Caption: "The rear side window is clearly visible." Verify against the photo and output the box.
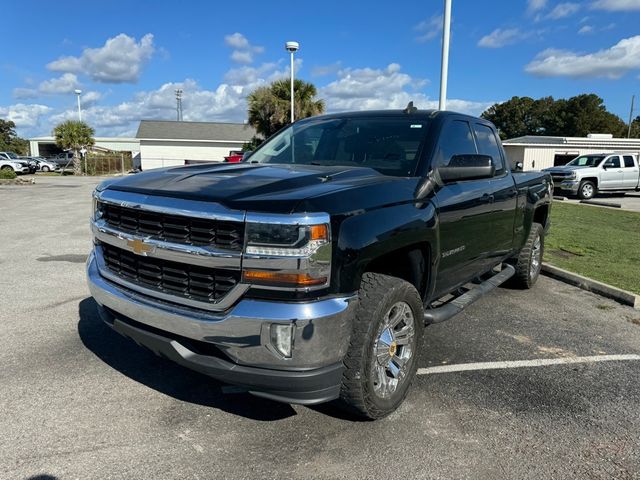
[473,124,504,173]
[623,155,635,168]
[434,120,477,167]
[604,156,621,168]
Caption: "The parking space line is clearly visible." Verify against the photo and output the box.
[417,354,640,375]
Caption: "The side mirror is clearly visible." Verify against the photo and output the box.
[438,154,495,183]
[514,161,524,171]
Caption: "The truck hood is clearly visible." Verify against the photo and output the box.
[543,165,594,173]
[105,163,411,213]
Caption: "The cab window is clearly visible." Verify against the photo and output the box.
[473,123,504,174]
[434,120,477,168]
[603,156,621,168]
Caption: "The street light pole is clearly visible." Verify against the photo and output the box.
[74,89,83,121]
[438,0,452,111]
[285,41,299,123]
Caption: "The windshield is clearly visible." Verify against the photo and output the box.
[567,155,605,167]
[5,152,18,159]
[247,116,430,177]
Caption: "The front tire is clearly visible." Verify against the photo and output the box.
[338,273,424,419]
[578,180,596,200]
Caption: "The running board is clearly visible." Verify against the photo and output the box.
[424,264,515,324]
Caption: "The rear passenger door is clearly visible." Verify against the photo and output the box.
[600,156,624,189]
[433,119,498,296]
[622,155,640,189]
[472,122,518,257]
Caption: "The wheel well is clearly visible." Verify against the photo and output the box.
[364,244,430,298]
[580,177,598,188]
[533,204,549,229]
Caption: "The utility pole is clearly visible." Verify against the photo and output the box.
[285,41,299,123]
[175,89,183,121]
[627,94,635,138]
[438,0,452,111]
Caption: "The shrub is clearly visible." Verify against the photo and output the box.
[0,168,17,180]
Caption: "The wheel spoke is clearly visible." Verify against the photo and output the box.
[387,359,401,378]
[378,328,394,347]
[394,326,414,345]
[389,303,407,328]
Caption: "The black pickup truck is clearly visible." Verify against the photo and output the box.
[87,109,552,419]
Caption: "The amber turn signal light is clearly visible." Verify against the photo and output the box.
[242,270,327,287]
[309,224,329,241]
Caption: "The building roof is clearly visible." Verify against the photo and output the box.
[30,136,138,142]
[136,120,256,142]
[503,135,640,148]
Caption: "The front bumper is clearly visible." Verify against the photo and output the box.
[554,179,579,193]
[87,250,357,404]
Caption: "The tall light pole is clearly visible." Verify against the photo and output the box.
[627,94,635,138]
[175,88,183,121]
[285,41,299,123]
[438,0,452,111]
[74,89,82,121]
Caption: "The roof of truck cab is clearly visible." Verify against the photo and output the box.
[298,109,481,121]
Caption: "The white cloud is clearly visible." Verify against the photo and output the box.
[546,2,581,19]
[47,33,155,83]
[478,28,524,48]
[525,35,640,78]
[224,32,264,64]
[578,25,594,34]
[38,73,81,94]
[0,103,52,129]
[320,63,491,116]
[82,91,102,107]
[591,0,640,10]
[527,0,547,14]
[414,15,443,43]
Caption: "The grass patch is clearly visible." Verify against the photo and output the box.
[546,203,640,294]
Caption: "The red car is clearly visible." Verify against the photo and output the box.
[224,150,244,163]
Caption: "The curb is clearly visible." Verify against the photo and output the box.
[541,263,639,309]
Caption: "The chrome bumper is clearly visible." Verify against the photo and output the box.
[87,250,357,370]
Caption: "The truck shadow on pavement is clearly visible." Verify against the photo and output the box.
[77,297,299,421]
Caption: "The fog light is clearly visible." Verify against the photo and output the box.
[270,323,294,358]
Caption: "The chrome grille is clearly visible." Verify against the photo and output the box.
[101,243,240,303]
[99,202,244,250]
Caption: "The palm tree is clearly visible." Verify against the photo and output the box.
[247,79,325,139]
[53,120,95,175]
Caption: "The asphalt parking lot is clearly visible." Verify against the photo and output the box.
[2,176,640,479]
[559,191,640,212]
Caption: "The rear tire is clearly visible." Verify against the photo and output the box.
[42,166,50,172]
[507,222,544,289]
[578,180,596,200]
[338,273,424,420]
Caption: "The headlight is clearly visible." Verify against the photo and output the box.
[242,218,331,289]
[92,193,102,221]
[567,171,577,179]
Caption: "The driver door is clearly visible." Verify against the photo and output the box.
[600,156,624,189]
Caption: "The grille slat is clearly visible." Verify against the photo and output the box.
[99,202,244,250]
[101,244,239,303]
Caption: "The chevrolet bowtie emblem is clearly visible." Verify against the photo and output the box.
[127,238,154,255]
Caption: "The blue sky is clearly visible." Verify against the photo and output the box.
[3,0,640,138]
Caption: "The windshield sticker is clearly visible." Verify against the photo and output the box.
[410,124,423,128]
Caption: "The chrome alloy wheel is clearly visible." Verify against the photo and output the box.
[581,182,594,198]
[371,301,416,399]
[530,235,541,278]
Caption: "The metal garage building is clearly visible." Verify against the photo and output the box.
[136,120,256,170]
[29,136,140,157]
[503,134,640,171]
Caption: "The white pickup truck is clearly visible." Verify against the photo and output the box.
[544,153,640,200]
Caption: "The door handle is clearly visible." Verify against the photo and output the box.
[480,193,494,204]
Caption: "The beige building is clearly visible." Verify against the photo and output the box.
[136,120,256,170]
[503,134,640,171]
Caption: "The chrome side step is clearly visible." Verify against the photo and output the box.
[424,264,515,324]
